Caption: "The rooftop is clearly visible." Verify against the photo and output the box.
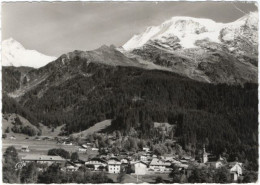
[21,154,66,161]
[150,158,171,166]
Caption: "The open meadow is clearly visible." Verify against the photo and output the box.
[2,136,98,161]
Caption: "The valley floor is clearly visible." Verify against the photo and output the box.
[2,136,98,161]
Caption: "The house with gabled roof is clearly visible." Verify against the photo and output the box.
[206,155,225,169]
[107,157,121,173]
[85,157,107,171]
[149,158,171,172]
[227,162,243,181]
[21,145,30,152]
[135,161,148,175]
[21,154,66,166]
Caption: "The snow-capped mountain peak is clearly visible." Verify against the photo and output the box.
[123,12,258,50]
[2,38,56,68]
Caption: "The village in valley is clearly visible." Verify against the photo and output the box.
[2,2,258,184]
[2,115,245,183]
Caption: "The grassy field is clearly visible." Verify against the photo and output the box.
[136,173,171,183]
[2,137,98,160]
[71,119,111,138]
[2,114,100,160]
[39,123,64,137]
[106,173,171,183]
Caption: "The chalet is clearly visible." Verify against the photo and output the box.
[10,136,16,140]
[82,144,89,149]
[161,156,175,162]
[86,143,94,147]
[175,163,189,169]
[73,160,85,167]
[99,154,108,160]
[21,154,66,166]
[135,161,148,175]
[66,165,78,172]
[206,156,225,169]
[149,158,171,172]
[120,158,129,164]
[21,146,30,152]
[107,158,121,173]
[181,156,192,161]
[140,155,148,162]
[120,158,130,172]
[180,159,189,164]
[62,141,73,145]
[64,161,79,171]
[228,162,243,181]
[78,147,87,152]
[143,147,150,152]
[85,157,107,171]
[119,151,128,158]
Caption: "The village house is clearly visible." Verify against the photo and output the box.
[85,157,107,171]
[135,161,148,175]
[9,136,16,140]
[120,158,130,172]
[107,158,121,173]
[120,158,129,164]
[175,162,189,169]
[82,144,89,149]
[161,155,175,162]
[65,162,79,172]
[86,143,94,147]
[21,146,30,152]
[200,147,226,169]
[143,147,150,152]
[78,147,87,153]
[206,156,225,169]
[140,155,148,162]
[66,165,78,172]
[228,162,243,181]
[73,160,85,167]
[149,158,171,173]
[21,154,66,166]
[62,141,73,145]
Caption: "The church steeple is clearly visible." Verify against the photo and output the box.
[202,144,208,163]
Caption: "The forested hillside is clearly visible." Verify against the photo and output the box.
[2,57,258,170]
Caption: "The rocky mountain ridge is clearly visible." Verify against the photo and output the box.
[121,12,258,84]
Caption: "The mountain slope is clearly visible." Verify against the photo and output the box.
[122,12,258,84]
[2,44,258,170]
[2,38,56,68]
[123,12,258,52]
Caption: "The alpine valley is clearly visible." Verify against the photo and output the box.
[2,12,258,171]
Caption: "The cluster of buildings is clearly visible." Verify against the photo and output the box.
[199,146,243,181]
[19,145,243,181]
[78,143,99,152]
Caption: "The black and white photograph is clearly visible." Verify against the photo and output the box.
[1,1,259,184]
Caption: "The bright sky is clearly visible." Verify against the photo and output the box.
[2,1,258,57]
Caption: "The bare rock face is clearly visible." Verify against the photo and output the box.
[122,12,258,84]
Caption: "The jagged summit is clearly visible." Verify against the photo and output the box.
[2,38,56,68]
[123,12,258,51]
